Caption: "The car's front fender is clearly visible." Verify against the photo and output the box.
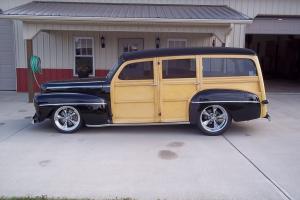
[33,93,111,125]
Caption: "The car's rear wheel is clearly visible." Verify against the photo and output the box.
[197,104,231,136]
[52,106,82,133]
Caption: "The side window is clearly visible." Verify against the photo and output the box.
[203,58,257,77]
[162,59,196,79]
[119,61,153,80]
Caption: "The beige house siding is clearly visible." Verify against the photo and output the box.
[1,0,300,86]
[26,31,211,72]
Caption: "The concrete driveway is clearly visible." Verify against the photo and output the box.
[0,91,299,200]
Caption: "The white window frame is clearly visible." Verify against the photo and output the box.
[73,37,95,76]
[167,38,188,48]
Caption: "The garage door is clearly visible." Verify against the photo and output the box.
[0,19,16,90]
[245,16,300,92]
[246,16,300,35]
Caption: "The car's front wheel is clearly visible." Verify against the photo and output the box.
[197,104,232,136]
[52,106,82,133]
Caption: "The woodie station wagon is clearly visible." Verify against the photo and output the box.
[32,47,270,135]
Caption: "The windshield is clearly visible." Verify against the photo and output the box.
[106,60,120,80]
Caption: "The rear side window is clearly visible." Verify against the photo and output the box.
[203,58,257,77]
[162,59,196,79]
[119,61,153,80]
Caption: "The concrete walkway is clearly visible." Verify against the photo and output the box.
[0,91,299,200]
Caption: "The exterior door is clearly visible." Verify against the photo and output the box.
[118,38,144,56]
[158,56,200,122]
[111,58,159,123]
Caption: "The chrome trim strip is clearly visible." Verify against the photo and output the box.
[46,85,103,89]
[39,92,85,96]
[191,100,260,104]
[39,102,107,107]
[86,122,190,127]
[48,81,105,85]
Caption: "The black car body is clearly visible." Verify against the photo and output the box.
[33,48,270,135]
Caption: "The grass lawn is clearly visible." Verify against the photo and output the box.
[0,197,134,200]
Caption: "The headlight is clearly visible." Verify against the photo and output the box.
[40,84,47,93]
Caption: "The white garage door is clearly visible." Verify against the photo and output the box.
[0,19,16,90]
[246,16,300,35]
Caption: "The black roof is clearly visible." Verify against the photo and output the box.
[120,47,256,61]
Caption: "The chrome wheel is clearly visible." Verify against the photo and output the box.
[53,106,80,132]
[200,105,228,133]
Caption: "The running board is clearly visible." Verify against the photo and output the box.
[86,122,190,128]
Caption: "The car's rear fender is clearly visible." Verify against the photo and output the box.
[189,89,261,124]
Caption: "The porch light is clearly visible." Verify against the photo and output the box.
[101,35,105,48]
[155,37,160,48]
[212,38,216,47]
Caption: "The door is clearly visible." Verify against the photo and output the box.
[118,38,144,56]
[111,58,159,123]
[158,56,200,122]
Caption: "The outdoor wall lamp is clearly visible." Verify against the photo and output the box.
[101,35,105,48]
[155,37,160,48]
[212,38,216,47]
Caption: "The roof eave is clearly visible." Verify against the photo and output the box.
[0,15,253,24]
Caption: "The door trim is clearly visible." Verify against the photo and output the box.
[110,58,159,123]
[157,55,198,122]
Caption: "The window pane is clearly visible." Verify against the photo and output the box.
[75,39,81,56]
[87,39,92,48]
[75,38,93,56]
[86,39,93,56]
[169,41,175,48]
[119,61,153,80]
[203,58,257,77]
[168,40,187,48]
[75,57,93,75]
[75,38,81,48]
[203,58,224,76]
[87,48,93,55]
[82,48,87,55]
[80,39,86,55]
[76,48,81,56]
[162,59,196,79]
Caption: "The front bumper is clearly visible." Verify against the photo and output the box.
[32,113,40,124]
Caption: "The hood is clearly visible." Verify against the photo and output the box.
[45,77,106,84]
[41,77,109,93]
